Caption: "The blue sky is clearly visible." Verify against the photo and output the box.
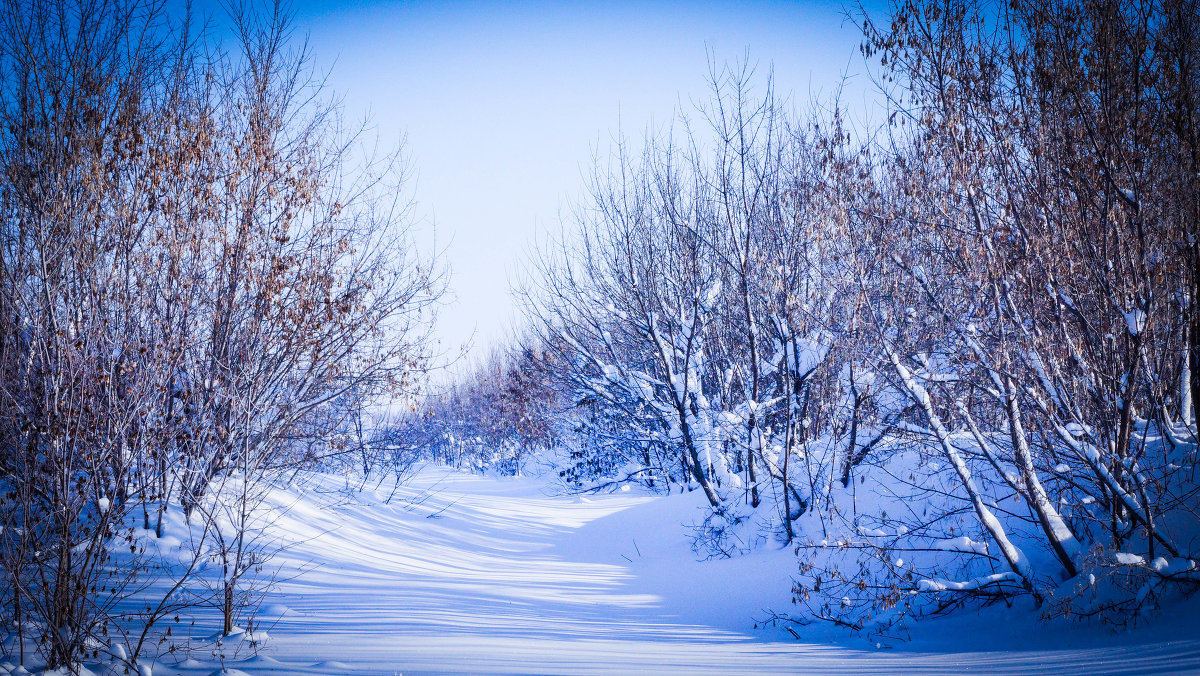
[263,1,885,364]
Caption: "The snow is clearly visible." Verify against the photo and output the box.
[1124,309,1147,336]
[1152,557,1198,577]
[857,525,889,538]
[23,466,1200,675]
[917,572,1019,592]
[1116,552,1147,566]
[234,469,1200,674]
[933,535,989,555]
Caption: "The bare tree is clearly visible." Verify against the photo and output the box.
[790,0,1200,631]
[0,0,442,668]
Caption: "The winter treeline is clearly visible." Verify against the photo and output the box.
[0,0,439,669]
[396,347,558,476]
[433,0,1200,633]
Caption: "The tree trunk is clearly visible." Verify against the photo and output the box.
[1005,378,1080,578]
[677,402,721,507]
[1191,276,1200,434]
[224,581,235,636]
[888,350,1038,598]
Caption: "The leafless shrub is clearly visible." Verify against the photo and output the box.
[0,0,441,668]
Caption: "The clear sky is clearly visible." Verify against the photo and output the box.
[279,1,885,365]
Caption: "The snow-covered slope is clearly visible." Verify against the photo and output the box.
[41,466,1199,675]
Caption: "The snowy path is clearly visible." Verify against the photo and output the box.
[190,469,1198,675]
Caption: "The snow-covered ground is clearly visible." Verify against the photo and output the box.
[27,466,1198,675]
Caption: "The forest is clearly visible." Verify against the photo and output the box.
[1,0,1198,673]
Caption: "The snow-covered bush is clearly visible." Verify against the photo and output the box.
[0,0,441,668]
[507,0,1200,633]
[517,64,878,549]
[786,0,1200,634]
